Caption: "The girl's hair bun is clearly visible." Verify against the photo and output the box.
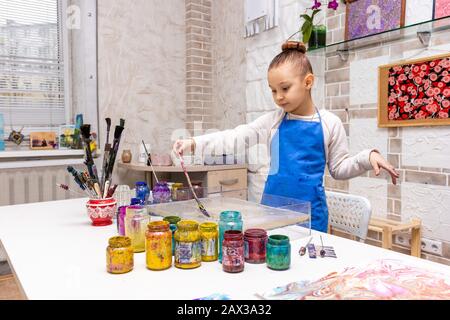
[281,41,307,54]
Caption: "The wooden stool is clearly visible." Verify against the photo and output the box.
[368,217,422,257]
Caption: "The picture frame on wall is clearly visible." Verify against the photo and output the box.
[433,0,450,19]
[378,53,450,127]
[345,0,406,41]
[30,132,57,150]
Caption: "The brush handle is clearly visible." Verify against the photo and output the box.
[103,180,110,199]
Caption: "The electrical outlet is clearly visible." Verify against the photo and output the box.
[394,234,410,246]
[421,238,443,256]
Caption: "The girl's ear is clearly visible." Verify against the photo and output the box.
[304,73,315,90]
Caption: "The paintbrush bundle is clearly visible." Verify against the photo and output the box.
[64,119,125,199]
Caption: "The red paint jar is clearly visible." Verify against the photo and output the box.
[222,230,244,273]
[244,228,267,264]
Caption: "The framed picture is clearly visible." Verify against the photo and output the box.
[30,132,57,150]
[58,125,76,149]
[345,0,406,41]
[378,53,450,127]
[433,0,450,19]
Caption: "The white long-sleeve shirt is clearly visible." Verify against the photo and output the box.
[193,108,376,202]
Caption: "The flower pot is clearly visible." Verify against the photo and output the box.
[308,25,327,50]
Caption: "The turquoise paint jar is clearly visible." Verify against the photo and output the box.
[163,216,181,256]
[266,235,291,271]
[218,211,243,263]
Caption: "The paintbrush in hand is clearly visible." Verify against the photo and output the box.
[178,152,210,218]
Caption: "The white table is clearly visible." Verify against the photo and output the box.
[0,198,449,300]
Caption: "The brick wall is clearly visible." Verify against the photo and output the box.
[185,0,214,134]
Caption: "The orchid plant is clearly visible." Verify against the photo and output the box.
[300,0,339,44]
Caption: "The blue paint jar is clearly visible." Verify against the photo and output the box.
[266,235,290,271]
[218,211,243,263]
[135,181,150,205]
[163,216,181,256]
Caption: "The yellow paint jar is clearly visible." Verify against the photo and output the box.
[200,222,218,262]
[145,221,172,270]
[174,220,201,269]
[106,236,134,274]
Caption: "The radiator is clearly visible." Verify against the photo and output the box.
[0,165,86,206]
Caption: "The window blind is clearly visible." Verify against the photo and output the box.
[0,0,66,135]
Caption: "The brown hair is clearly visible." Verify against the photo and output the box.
[268,41,313,76]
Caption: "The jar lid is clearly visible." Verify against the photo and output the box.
[268,234,290,245]
[163,216,181,224]
[224,230,243,240]
[244,228,267,238]
[219,210,242,221]
[177,220,199,231]
[108,236,131,248]
[126,205,146,216]
[136,181,147,186]
[147,220,170,231]
[200,222,218,231]
[130,198,140,205]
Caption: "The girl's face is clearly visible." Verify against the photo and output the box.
[268,62,314,114]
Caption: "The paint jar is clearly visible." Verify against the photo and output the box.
[125,205,150,253]
[145,221,172,270]
[174,220,202,269]
[117,205,128,236]
[163,216,181,256]
[135,181,150,205]
[218,211,243,262]
[244,228,267,264]
[266,235,291,271]
[199,222,218,262]
[171,183,184,201]
[106,236,134,274]
[152,181,171,203]
[222,230,245,273]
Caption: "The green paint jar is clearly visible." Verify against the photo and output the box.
[266,235,290,271]
[163,216,181,256]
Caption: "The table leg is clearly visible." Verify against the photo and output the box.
[381,226,393,250]
[411,227,421,258]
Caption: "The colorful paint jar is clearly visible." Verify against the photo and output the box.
[200,222,218,262]
[163,216,181,256]
[171,183,184,201]
[106,236,134,274]
[152,181,171,203]
[266,235,291,271]
[218,211,243,262]
[244,228,268,264]
[145,221,172,270]
[125,205,150,253]
[117,205,128,236]
[174,220,202,269]
[222,230,245,273]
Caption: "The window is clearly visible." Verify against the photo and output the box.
[0,0,69,138]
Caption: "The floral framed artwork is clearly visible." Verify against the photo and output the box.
[345,0,406,41]
[433,0,450,19]
[378,53,450,127]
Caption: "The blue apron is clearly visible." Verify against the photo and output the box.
[261,111,328,232]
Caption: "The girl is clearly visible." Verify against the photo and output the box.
[173,41,399,232]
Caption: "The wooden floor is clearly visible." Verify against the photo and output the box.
[0,274,25,300]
